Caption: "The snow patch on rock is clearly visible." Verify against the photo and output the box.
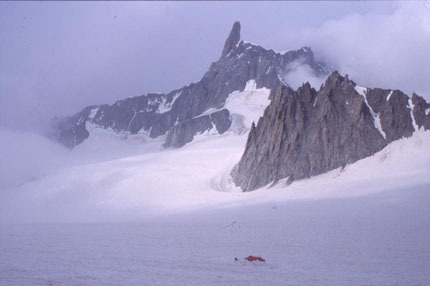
[225,80,271,129]
[355,85,387,140]
[386,90,393,101]
[408,98,419,131]
[88,107,99,120]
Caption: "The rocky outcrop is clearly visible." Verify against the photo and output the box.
[232,71,430,191]
[55,22,328,148]
[411,93,430,130]
[164,109,231,148]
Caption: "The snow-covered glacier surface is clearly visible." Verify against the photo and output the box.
[1,86,430,285]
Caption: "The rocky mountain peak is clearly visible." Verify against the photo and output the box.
[232,71,430,191]
[221,21,241,58]
[54,22,329,149]
[323,70,349,88]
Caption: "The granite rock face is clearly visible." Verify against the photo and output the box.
[232,72,430,191]
[55,22,328,148]
[164,109,231,148]
[221,21,241,58]
[411,93,430,130]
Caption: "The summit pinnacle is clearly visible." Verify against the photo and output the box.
[221,21,241,58]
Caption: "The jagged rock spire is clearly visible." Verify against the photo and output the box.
[231,71,429,191]
[221,21,241,58]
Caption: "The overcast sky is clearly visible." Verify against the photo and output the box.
[1,1,429,131]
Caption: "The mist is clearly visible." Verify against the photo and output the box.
[0,129,68,190]
[282,59,327,90]
[274,2,430,99]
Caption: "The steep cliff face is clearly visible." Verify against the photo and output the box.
[55,22,328,148]
[164,109,231,148]
[232,72,430,191]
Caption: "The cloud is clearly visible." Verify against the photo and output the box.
[282,59,327,90]
[0,128,69,191]
[303,2,430,99]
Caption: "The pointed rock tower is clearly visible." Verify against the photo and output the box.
[221,21,241,58]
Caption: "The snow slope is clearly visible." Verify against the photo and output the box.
[1,84,430,285]
[0,82,272,222]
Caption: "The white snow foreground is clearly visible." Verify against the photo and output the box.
[1,82,430,285]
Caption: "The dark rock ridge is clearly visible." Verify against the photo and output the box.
[164,109,231,148]
[232,71,430,191]
[55,22,329,148]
